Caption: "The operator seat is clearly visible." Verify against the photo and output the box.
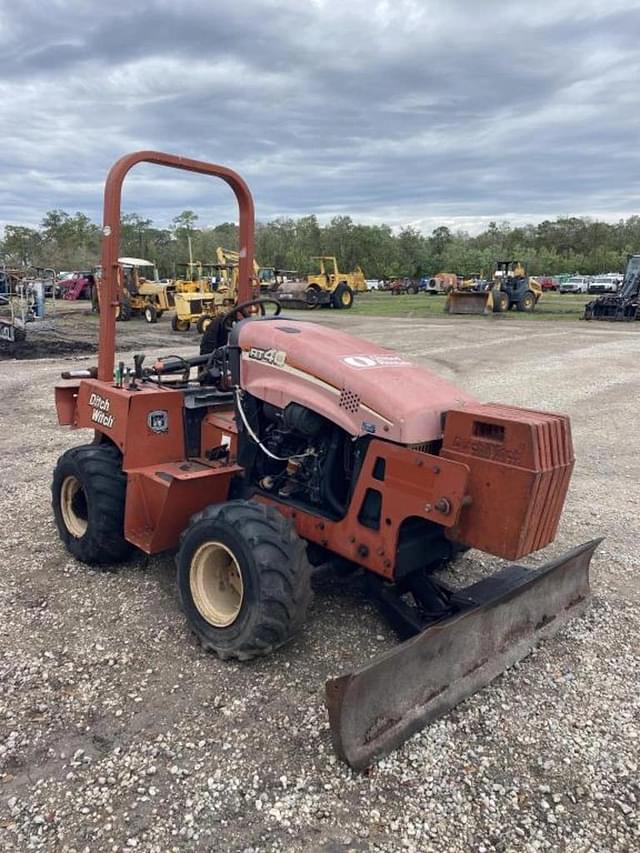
[199,318,228,355]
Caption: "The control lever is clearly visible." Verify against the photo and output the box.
[133,353,145,379]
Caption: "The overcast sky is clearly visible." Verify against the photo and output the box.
[1,0,638,235]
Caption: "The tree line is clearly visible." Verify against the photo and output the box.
[2,209,639,279]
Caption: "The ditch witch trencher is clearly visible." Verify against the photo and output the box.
[52,151,600,770]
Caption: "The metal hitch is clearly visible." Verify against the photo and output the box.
[325,538,601,771]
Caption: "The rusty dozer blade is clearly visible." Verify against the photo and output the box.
[446,290,493,315]
[326,538,601,771]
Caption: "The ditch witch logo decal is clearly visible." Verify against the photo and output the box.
[89,393,115,429]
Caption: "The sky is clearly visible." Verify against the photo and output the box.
[0,0,639,235]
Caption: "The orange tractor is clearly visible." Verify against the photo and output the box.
[52,152,599,770]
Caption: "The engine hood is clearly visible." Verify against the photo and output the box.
[235,318,476,444]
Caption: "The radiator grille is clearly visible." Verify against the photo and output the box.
[409,440,442,455]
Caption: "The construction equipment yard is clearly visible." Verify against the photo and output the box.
[0,311,637,852]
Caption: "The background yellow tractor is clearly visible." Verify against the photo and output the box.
[275,256,366,309]
[171,260,222,332]
[172,253,260,333]
[115,258,174,323]
[306,256,366,308]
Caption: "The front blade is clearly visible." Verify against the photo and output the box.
[446,290,493,314]
[326,539,601,771]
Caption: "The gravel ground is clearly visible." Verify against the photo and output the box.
[0,313,638,852]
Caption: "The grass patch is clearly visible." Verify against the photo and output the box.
[348,292,592,321]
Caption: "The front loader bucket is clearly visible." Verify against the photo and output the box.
[326,538,601,771]
[446,290,493,315]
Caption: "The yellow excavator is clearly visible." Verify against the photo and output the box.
[446,260,542,315]
[216,245,293,294]
[216,247,260,282]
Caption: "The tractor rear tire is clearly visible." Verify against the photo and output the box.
[52,443,131,565]
[517,291,535,312]
[115,300,132,322]
[332,283,354,310]
[144,303,158,324]
[176,500,312,660]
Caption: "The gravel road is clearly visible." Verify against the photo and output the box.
[0,313,638,852]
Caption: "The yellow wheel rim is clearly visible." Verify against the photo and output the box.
[190,542,244,627]
[202,317,211,331]
[342,291,351,305]
[60,475,88,538]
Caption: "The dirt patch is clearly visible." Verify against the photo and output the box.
[0,337,97,360]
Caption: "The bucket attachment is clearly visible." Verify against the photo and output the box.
[326,538,601,771]
[446,289,493,315]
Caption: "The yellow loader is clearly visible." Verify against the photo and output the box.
[446,261,542,315]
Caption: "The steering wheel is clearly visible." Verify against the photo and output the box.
[221,297,281,331]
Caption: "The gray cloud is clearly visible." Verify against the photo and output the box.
[0,0,638,235]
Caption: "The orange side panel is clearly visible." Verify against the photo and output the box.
[442,404,574,560]
[125,459,241,553]
[258,439,469,580]
[72,379,186,469]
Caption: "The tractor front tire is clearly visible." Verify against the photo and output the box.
[493,291,510,312]
[332,283,354,309]
[196,315,213,334]
[144,303,158,324]
[171,316,191,332]
[52,443,131,565]
[176,500,312,660]
[517,291,535,312]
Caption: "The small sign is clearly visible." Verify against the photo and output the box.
[148,410,169,433]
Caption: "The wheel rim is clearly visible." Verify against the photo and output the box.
[202,317,211,331]
[341,291,351,306]
[60,475,88,538]
[190,541,244,627]
[145,307,153,321]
